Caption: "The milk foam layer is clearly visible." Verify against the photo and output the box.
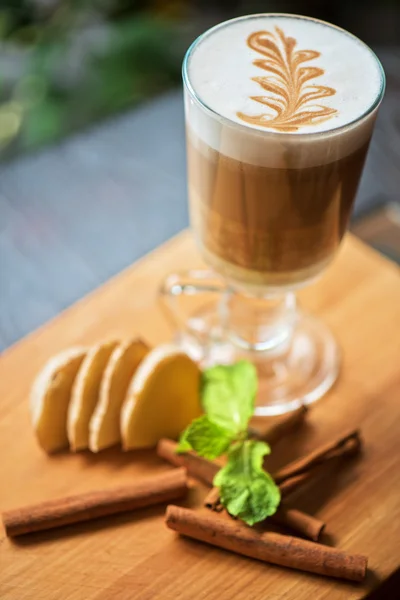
[187,14,383,134]
[184,15,384,167]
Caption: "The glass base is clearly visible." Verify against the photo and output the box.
[175,308,340,416]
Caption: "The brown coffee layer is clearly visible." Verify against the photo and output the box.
[188,134,370,287]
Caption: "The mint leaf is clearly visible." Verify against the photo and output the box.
[201,361,257,434]
[177,415,235,460]
[175,433,192,453]
[214,440,281,525]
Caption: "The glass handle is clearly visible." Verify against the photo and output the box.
[159,269,226,344]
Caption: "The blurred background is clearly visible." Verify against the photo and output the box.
[0,0,399,349]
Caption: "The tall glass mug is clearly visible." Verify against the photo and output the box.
[161,14,385,414]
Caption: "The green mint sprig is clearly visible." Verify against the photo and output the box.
[176,361,281,525]
[178,415,234,460]
[214,439,281,525]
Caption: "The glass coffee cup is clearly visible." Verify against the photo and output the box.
[161,14,385,415]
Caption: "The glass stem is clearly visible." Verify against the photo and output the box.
[219,289,297,352]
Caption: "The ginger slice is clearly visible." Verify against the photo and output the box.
[89,339,150,452]
[121,344,202,450]
[67,341,118,451]
[30,348,87,453]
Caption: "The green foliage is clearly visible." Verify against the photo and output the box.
[178,361,281,526]
[214,440,281,525]
[0,2,187,154]
[177,415,235,460]
[201,361,257,433]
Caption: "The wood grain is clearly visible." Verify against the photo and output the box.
[0,230,400,599]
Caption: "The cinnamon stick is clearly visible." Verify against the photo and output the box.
[204,488,325,541]
[204,487,223,512]
[204,494,324,542]
[204,431,360,537]
[3,469,188,537]
[272,505,324,542]
[166,505,367,582]
[279,472,315,497]
[158,439,325,541]
[278,434,361,497]
[157,438,218,485]
[250,405,308,445]
[273,429,361,485]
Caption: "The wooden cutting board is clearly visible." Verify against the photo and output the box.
[1,231,399,600]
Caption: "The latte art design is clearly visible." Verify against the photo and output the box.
[237,28,338,132]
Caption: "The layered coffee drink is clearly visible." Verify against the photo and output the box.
[184,15,384,289]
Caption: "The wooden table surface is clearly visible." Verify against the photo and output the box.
[1,231,400,600]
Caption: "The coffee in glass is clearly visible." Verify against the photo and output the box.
[163,14,385,414]
[186,15,383,290]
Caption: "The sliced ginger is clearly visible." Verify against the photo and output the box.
[30,348,87,453]
[67,341,118,451]
[121,344,202,450]
[89,339,150,452]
